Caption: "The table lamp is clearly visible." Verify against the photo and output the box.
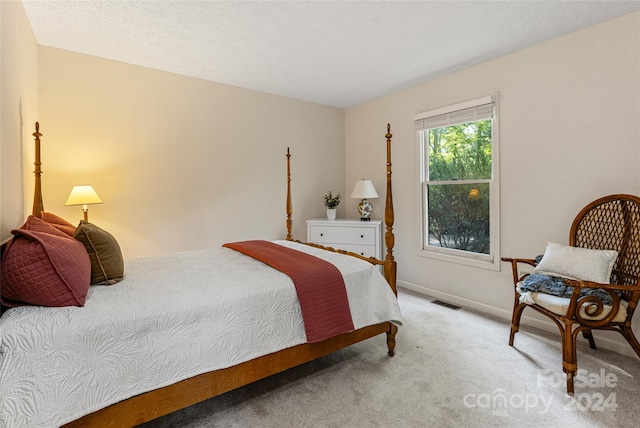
[350,179,378,221]
[65,185,103,222]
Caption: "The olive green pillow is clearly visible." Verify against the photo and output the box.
[74,221,124,285]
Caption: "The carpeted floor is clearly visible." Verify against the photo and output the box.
[142,289,640,428]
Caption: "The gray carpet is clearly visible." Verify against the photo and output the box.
[142,289,640,428]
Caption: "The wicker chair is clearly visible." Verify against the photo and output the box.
[502,194,640,394]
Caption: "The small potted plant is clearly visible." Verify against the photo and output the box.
[322,191,341,220]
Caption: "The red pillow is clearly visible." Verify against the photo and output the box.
[41,211,76,236]
[0,216,91,307]
[21,214,72,237]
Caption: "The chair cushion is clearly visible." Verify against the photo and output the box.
[516,283,628,322]
[73,221,124,285]
[534,241,618,283]
[0,216,91,307]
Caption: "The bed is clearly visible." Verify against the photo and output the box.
[0,123,401,427]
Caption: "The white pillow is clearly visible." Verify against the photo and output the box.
[534,242,618,284]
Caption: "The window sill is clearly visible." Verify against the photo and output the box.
[417,248,501,271]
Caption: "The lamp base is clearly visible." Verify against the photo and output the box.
[357,199,373,221]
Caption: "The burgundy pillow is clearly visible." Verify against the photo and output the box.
[0,216,91,307]
[41,212,76,236]
[21,214,72,237]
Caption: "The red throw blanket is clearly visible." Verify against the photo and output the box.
[222,240,354,343]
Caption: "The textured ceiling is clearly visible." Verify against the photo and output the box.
[21,1,640,109]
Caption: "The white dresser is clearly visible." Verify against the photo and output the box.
[306,218,382,259]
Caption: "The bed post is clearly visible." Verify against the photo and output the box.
[383,124,396,294]
[286,147,293,241]
[32,122,44,218]
[383,123,398,356]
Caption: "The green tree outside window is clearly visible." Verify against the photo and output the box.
[426,119,492,255]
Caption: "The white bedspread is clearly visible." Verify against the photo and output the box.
[0,241,401,427]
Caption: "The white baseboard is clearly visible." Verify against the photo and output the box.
[398,280,638,359]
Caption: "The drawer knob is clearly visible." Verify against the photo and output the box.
[320,233,324,237]
[360,235,364,238]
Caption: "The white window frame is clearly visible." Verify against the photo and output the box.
[414,95,500,271]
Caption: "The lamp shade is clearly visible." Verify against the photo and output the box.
[65,185,103,206]
[350,180,378,199]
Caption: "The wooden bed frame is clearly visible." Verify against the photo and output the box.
[2,123,398,427]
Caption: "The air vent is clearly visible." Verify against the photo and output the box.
[431,299,461,310]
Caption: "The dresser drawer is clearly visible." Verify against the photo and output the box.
[306,219,382,261]
[308,225,376,246]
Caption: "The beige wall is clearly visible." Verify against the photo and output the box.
[0,0,38,241]
[37,48,345,259]
[346,11,640,355]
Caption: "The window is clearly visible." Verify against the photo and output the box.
[414,96,500,270]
